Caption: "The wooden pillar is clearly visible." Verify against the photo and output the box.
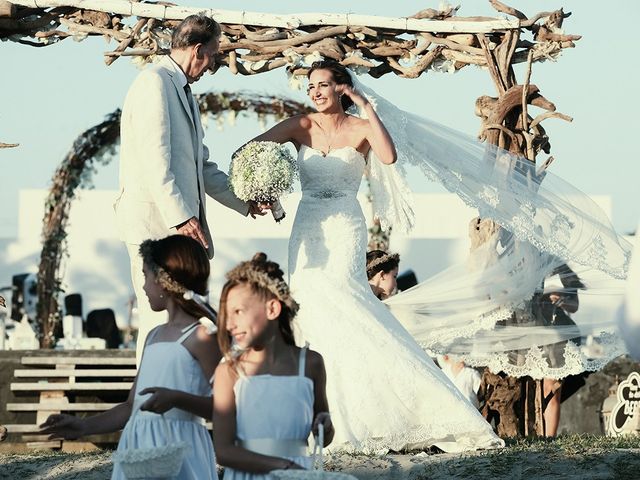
[0,1,16,18]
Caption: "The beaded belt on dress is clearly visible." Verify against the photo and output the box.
[305,189,348,199]
[239,438,308,457]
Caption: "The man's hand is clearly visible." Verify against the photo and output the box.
[248,201,271,219]
[39,414,86,440]
[176,216,208,249]
[139,387,179,414]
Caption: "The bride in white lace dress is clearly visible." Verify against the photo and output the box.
[250,60,503,452]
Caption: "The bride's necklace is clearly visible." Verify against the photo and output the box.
[315,115,347,154]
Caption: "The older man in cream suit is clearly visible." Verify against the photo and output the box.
[114,15,263,361]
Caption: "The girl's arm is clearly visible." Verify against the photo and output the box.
[213,363,304,472]
[308,350,334,446]
[140,325,222,420]
[138,387,212,420]
[338,85,397,165]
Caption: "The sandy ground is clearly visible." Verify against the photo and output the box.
[1,447,639,480]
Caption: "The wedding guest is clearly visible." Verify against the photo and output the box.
[114,14,264,363]
[437,355,482,409]
[42,236,220,480]
[366,250,400,300]
[213,253,333,477]
[537,263,585,437]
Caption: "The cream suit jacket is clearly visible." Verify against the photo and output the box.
[114,56,248,258]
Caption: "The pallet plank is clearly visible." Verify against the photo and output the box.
[21,356,135,366]
[14,369,137,377]
[7,403,119,411]
[11,382,133,391]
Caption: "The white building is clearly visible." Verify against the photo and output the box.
[0,189,614,330]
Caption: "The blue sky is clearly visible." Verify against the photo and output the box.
[1,0,639,238]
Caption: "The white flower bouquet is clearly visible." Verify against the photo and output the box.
[229,141,298,222]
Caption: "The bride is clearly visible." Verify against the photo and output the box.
[249,60,503,452]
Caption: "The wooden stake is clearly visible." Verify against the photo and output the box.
[0,1,16,18]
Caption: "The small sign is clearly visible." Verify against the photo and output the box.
[610,371,640,436]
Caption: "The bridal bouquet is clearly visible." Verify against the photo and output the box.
[229,141,298,222]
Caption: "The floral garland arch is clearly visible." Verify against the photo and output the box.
[36,91,313,348]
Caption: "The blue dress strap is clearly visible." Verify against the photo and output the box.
[298,342,309,377]
[177,322,200,344]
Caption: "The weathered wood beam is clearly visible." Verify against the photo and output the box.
[0,0,16,17]
[8,0,520,32]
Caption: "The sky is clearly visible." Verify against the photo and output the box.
[1,0,639,240]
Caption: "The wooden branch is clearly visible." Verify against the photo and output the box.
[420,32,483,55]
[529,111,572,130]
[105,17,145,66]
[530,93,556,112]
[387,45,444,78]
[478,34,507,95]
[0,142,19,148]
[411,5,458,20]
[535,25,581,43]
[104,48,160,57]
[483,124,520,148]
[521,50,534,133]
[489,0,527,20]
[0,0,16,18]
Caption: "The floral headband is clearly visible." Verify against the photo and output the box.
[139,240,189,296]
[366,252,400,275]
[226,260,300,315]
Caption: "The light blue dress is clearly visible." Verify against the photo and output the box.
[112,323,217,480]
[223,347,314,479]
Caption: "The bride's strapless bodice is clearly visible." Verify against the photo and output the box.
[298,145,365,199]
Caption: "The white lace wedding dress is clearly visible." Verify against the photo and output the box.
[288,144,504,453]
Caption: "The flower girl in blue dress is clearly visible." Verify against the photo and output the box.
[213,252,334,478]
[41,235,221,480]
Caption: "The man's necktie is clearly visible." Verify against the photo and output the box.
[183,83,197,120]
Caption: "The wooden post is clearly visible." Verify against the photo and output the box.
[0,1,16,18]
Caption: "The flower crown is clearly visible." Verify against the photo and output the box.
[139,240,190,296]
[366,252,400,275]
[226,259,300,315]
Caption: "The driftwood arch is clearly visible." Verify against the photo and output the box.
[3,0,581,437]
[36,92,313,348]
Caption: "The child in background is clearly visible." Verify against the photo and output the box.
[41,235,221,480]
[213,252,333,478]
[437,355,482,409]
[366,250,400,300]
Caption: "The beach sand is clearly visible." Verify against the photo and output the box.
[1,443,639,479]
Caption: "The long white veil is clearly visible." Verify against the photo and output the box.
[348,72,632,379]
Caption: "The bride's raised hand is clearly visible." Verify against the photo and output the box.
[336,84,368,109]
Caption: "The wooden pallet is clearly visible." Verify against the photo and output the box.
[5,353,136,448]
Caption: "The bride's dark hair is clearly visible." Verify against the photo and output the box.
[308,60,354,111]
